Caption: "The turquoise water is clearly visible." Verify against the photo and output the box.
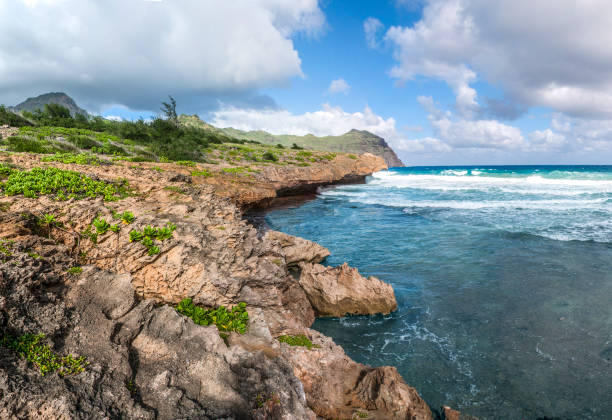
[265,166,612,419]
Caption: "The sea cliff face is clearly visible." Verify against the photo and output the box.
[0,151,433,419]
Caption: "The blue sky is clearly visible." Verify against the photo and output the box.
[2,0,612,165]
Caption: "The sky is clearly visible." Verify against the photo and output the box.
[1,0,612,165]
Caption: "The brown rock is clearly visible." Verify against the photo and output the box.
[281,329,433,420]
[264,230,330,266]
[298,262,398,317]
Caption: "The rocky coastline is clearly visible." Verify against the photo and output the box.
[0,151,454,419]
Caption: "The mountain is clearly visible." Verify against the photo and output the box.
[13,92,88,116]
[178,115,405,167]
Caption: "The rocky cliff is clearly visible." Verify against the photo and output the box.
[0,150,435,419]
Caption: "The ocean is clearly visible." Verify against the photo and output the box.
[264,166,612,419]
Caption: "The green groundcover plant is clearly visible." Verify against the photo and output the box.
[175,298,249,334]
[0,333,88,376]
[0,165,130,201]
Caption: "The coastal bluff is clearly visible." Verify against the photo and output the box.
[0,150,436,419]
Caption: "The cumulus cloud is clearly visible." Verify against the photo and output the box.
[211,103,458,159]
[0,0,325,112]
[211,103,397,138]
[383,0,612,119]
[363,17,384,49]
[327,78,350,95]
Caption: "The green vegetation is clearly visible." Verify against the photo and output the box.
[2,98,363,171]
[93,217,121,234]
[0,333,88,376]
[176,160,196,167]
[175,298,249,334]
[0,239,13,258]
[348,154,357,159]
[277,334,318,349]
[41,152,104,165]
[164,186,185,194]
[39,213,57,226]
[191,169,211,177]
[118,211,135,224]
[0,166,130,201]
[129,223,176,255]
[262,151,277,162]
[27,251,41,259]
[67,266,83,275]
[0,105,33,127]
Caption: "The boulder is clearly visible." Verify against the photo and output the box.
[281,329,433,420]
[264,230,330,266]
[298,262,397,317]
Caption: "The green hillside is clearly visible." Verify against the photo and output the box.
[179,115,404,167]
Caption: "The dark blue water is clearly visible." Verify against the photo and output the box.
[265,166,612,419]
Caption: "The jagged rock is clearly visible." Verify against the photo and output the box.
[281,329,433,420]
[0,242,315,419]
[264,230,330,266]
[441,406,479,420]
[298,262,397,317]
[0,153,436,420]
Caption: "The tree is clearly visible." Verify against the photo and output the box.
[161,96,177,122]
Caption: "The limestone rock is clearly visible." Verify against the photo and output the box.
[281,329,433,420]
[298,262,397,317]
[264,230,330,266]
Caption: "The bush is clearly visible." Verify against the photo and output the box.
[67,134,99,149]
[291,143,303,150]
[5,136,49,153]
[0,106,33,127]
[262,151,277,162]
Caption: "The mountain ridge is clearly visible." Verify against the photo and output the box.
[12,92,88,116]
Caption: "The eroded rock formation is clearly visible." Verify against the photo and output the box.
[0,152,432,419]
[298,262,398,317]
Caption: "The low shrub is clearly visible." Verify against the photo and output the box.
[262,151,277,162]
[6,136,49,154]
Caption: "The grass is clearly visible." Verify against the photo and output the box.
[175,298,249,335]
[0,333,88,376]
[0,166,130,201]
[277,334,318,349]
[129,223,176,255]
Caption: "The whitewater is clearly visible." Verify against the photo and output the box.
[266,166,612,419]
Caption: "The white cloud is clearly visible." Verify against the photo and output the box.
[364,17,384,49]
[0,0,325,111]
[383,0,612,119]
[394,137,452,153]
[327,78,350,95]
[212,103,397,138]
